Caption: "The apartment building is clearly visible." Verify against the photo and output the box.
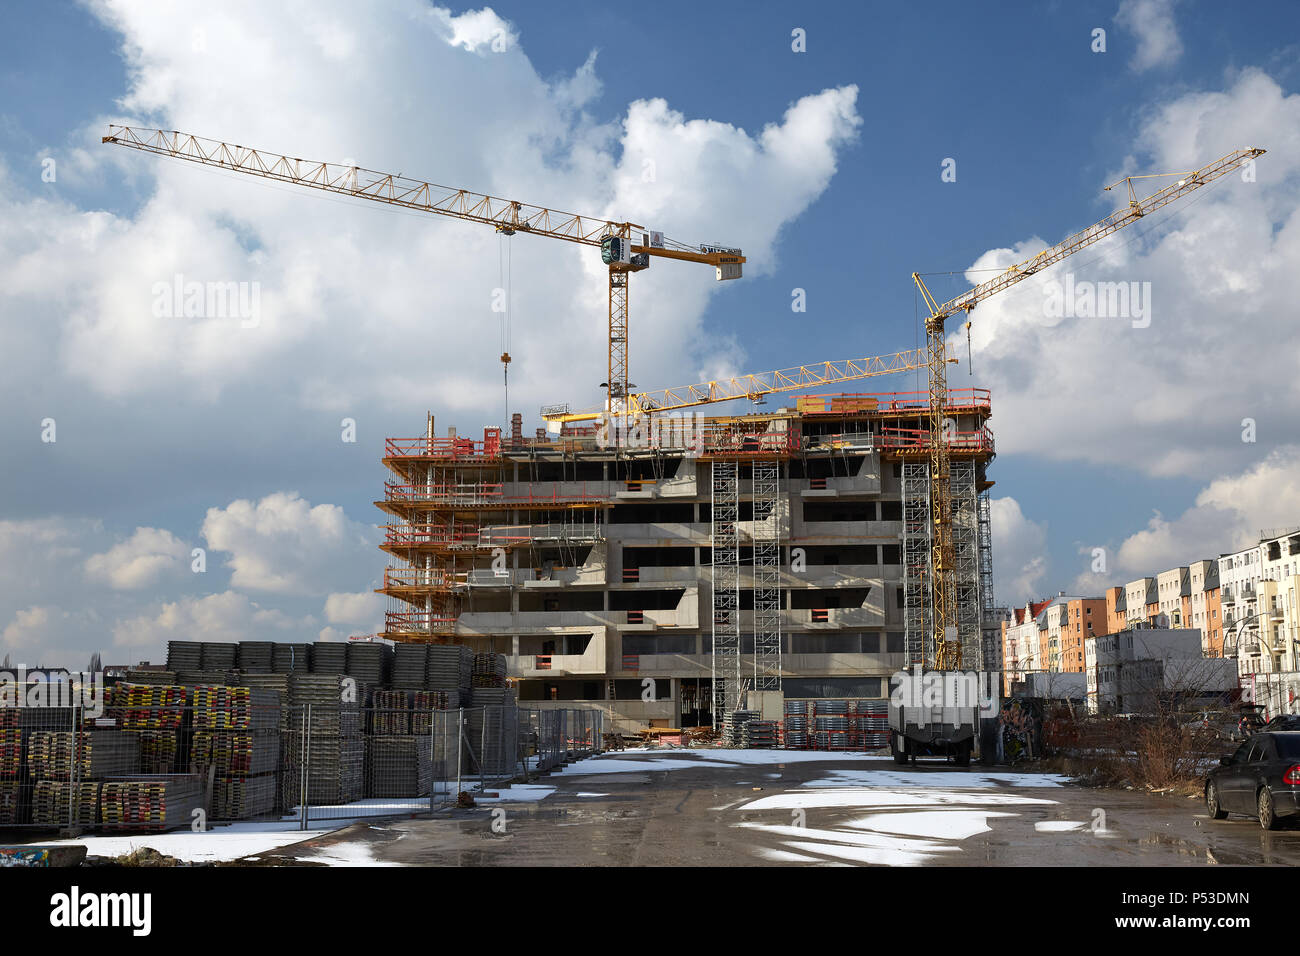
[1084,627,1238,714]
[1251,528,1300,674]
[1105,585,1126,635]
[1155,566,1189,628]
[1220,541,1265,668]
[1063,596,1106,672]
[377,390,996,729]
[1124,577,1158,627]
[1002,598,1051,693]
[1187,559,1223,657]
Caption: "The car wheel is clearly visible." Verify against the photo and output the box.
[1206,781,1227,820]
[1258,788,1280,831]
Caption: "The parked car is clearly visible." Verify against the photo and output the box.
[1183,710,1238,740]
[1204,731,1300,829]
[1265,714,1300,732]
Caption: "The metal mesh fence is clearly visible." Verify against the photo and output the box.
[0,687,605,831]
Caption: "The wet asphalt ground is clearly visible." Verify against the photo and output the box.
[272,749,1300,866]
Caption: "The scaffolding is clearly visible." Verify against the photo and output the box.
[752,460,782,692]
[950,460,982,668]
[901,461,931,667]
[977,486,996,671]
[711,460,741,724]
[902,459,983,669]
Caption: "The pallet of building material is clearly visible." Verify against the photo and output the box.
[32,780,100,827]
[28,731,140,780]
[743,720,780,749]
[371,690,410,735]
[308,642,348,674]
[175,670,231,687]
[0,779,25,824]
[272,642,312,674]
[100,775,204,831]
[470,652,507,687]
[165,641,203,672]
[424,645,473,693]
[192,685,280,732]
[199,642,238,672]
[0,727,20,777]
[211,772,277,819]
[235,641,274,674]
[409,690,456,736]
[0,707,16,730]
[722,710,760,748]
[192,731,280,776]
[392,643,428,689]
[286,675,362,736]
[346,641,393,687]
[365,735,432,798]
[133,730,181,774]
[123,669,179,686]
[116,683,188,731]
[282,735,364,805]
[232,674,290,729]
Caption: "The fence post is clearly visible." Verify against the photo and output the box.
[480,706,488,791]
[300,702,312,832]
[456,707,463,798]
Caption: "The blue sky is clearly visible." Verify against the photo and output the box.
[1,0,1298,665]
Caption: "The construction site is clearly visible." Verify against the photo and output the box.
[375,390,997,736]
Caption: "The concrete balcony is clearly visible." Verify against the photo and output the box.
[509,631,607,677]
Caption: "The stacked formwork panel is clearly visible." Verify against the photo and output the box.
[752,460,782,692]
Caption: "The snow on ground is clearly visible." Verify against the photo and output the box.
[472,784,556,803]
[802,767,1069,789]
[292,841,404,867]
[46,822,334,863]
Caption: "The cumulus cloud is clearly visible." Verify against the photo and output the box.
[1115,0,1183,71]
[85,526,188,589]
[990,497,1049,607]
[1100,445,1300,578]
[201,492,375,595]
[323,590,384,632]
[964,69,1300,480]
[110,590,313,649]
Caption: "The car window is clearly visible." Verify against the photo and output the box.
[1230,742,1250,763]
[1247,741,1267,763]
[1274,736,1300,760]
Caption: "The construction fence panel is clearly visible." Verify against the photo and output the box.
[0,694,607,831]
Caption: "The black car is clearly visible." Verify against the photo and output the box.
[1205,731,1300,830]
[1265,714,1300,732]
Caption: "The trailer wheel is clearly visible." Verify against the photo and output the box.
[954,742,971,768]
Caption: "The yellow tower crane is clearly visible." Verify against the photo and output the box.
[916,146,1265,670]
[101,125,745,412]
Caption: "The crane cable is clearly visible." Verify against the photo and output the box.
[499,234,512,430]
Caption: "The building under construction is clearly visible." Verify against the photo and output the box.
[377,390,997,731]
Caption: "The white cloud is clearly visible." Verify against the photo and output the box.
[1103,445,1300,578]
[1115,0,1183,71]
[110,590,312,649]
[2,1,860,424]
[323,590,383,628]
[201,492,375,595]
[85,526,188,589]
[990,497,1048,607]
[965,69,1300,479]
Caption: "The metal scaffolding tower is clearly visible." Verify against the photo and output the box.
[977,487,996,670]
[752,460,782,691]
[711,460,741,724]
[903,459,983,669]
[901,461,931,667]
[950,460,982,668]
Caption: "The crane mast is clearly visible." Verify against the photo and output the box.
[915,146,1265,670]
